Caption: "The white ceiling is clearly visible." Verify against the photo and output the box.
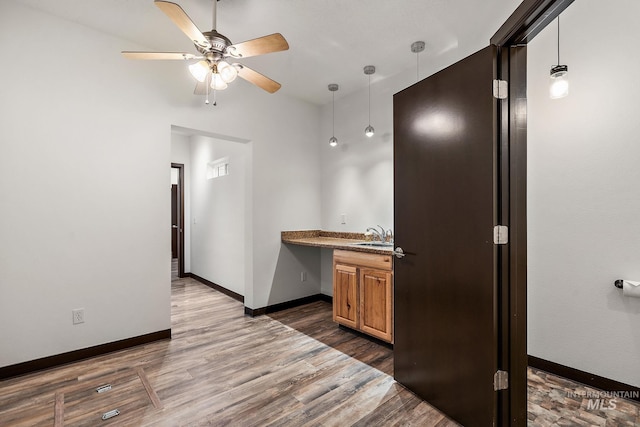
[15,0,523,105]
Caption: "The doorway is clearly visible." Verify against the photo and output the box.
[170,126,253,302]
[525,0,640,399]
[392,1,576,425]
[171,163,185,279]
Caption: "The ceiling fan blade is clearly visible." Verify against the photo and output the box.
[237,65,281,93]
[226,33,289,58]
[154,1,211,49]
[122,51,200,60]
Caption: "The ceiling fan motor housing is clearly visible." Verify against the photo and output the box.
[199,30,232,55]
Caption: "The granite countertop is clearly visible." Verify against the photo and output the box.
[281,230,393,255]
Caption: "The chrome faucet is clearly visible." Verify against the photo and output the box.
[366,227,384,242]
[366,225,392,243]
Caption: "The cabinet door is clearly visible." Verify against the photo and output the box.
[333,264,358,329]
[359,268,393,342]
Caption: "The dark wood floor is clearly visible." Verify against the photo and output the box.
[0,277,457,426]
[1,272,638,426]
[527,368,640,426]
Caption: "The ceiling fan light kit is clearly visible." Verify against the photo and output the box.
[121,0,289,105]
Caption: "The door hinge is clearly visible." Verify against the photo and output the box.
[493,225,508,245]
[494,370,509,391]
[493,79,508,99]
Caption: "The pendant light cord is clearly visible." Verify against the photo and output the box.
[368,74,371,125]
[416,52,419,82]
[332,91,335,136]
[557,17,560,66]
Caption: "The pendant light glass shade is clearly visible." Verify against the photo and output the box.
[211,72,228,90]
[329,136,338,147]
[364,65,375,138]
[217,61,238,83]
[189,61,210,82]
[549,65,569,99]
[550,17,568,99]
[208,63,228,90]
[365,125,375,138]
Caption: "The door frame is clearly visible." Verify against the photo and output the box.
[171,163,185,278]
[491,0,574,424]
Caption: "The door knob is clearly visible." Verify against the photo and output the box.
[393,247,406,259]
[172,225,178,229]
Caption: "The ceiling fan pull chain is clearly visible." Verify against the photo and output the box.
[213,87,217,106]
[205,72,211,104]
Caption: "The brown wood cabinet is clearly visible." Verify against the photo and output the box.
[332,250,393,343]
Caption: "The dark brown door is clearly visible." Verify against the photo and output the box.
[171,163,185,278]
[393,45,500,426]
[171,184,178,259]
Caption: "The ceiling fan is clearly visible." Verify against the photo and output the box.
[122,0,289,104]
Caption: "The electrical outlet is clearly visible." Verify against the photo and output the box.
[72,308,85,325]
[301,271,307,282]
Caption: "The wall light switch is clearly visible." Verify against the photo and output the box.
[340,213,347,224]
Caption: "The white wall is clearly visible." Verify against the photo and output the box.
[527,0,640,387]
[189,135,249,296]
[0,1,171,367]
[250,97,323,308]
[170,133,191,272]
[320,77,395,233]
[0,0,321,367]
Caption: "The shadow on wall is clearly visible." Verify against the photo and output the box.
[268,244,322,307]
[606,287,640,314]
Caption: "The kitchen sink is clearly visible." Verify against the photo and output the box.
[351,241,394,248]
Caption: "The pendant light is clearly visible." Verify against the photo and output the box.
[328,84,339,147]
[411,41,425,82]
[364,65,375,138]
[549,16,569,99]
